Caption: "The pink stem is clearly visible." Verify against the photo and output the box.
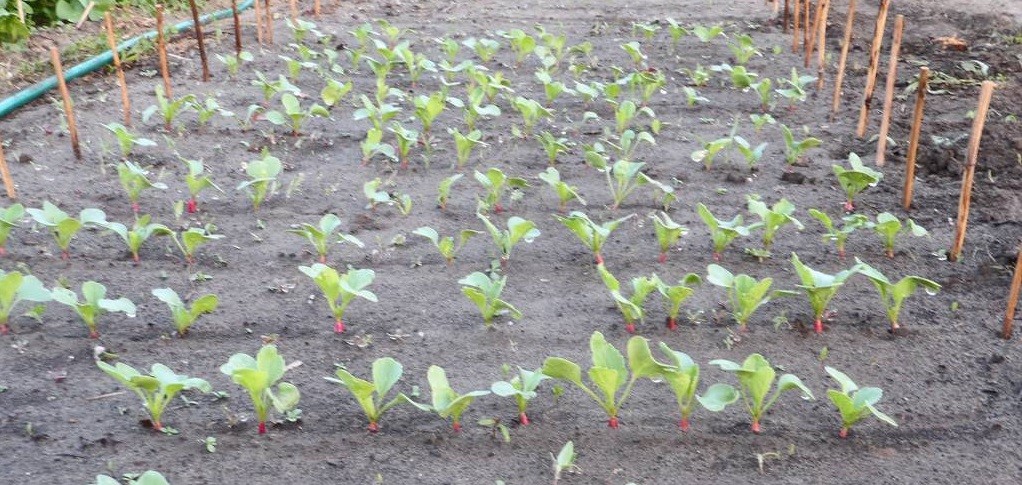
[258,422,267,434]
[334,320,345,333]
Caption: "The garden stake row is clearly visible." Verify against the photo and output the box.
[1004,244,1022,340]
[0,132,15,199]
[783,0,790,33]
[75,1,96,28]
[948,80,996,262]
[289,0,298,20]
[314,0,321,17]
[831,0,857,117]
[902,67,930,210]
[802,0,812,56]
[792,0,801,52]
[48,47,82,160]
[187,0,211,82]
[104,13,132,127]
[813,0,830,90]
[232,0,243,56]
[875,14,904,166]
[856,0,891,138]
[264,0,275,44]
[253,0,264,44]
[156,4,173,98]
[803,0,826,70]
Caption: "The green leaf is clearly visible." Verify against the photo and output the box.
[542,357,583,386]
[696,383,740,411]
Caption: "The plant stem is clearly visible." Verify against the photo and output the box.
[258,421,267,434]
[187,198,198,213]
[680,417,690,432]
[519,412,530,425]
[658,251,667,264]
[839,426,849,438]
[607,416,619,428]
[751,419,761,434]
[368,421,379,433]
[334,319,346,333]
[666,317,677,331]
[814,317,824,334]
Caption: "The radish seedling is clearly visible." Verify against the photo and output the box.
[665,18,688,49]
[118,161,168,214]
[749,113,776,132]
[733,136,768,171]
[395,44,436,87]
[413,227,480,265]
[780,124,822,166]
[95,470,169,485]
[729,34,760,65]
[288,214,364,263]
[299,264,377,333]
[613,100,655,135]
[651,212,688,263]
[265,93,329,136]
[584,147,656,210]
[696,203,761,261]
[871,212,928,258]
[538,167,586,212]
[236,150,282,212]
[853,259,941,332]
[250,72,301,103]
[685,64,712,86]
[388,122,420,169]
[104,123,156,158]
[598,265,657,333]
[51,281,136,338]
[219,345,301,434]
[363,178,393,210]
[463,37,500,62]
[775,68,817,107]
[174,226,223,264]
[0,270,51,335]
[682,86,710,106]
[215,51,253,78]
[511,96,552,137]
[552,441,576,483]
[535,70,574,103]
[491,367,548,425]
[320,78,354,107]
[361,128,397,165]
[181,158,223,213]
[460,87,502,131]
[286,18,321,43]
[809,210,869,259]
[609,129,656,162]
[620,41,647,68]
[790,253,860,334]
[325,357,409,432]
[151,288,218,337]
[555,211,633,265]
[475,168,528,214]
[632,21,660,41]
[709,353,815,433]
[536,131,572,165]
[459,272,522,327]
[824,366,897,437]
[833,153,883,211]
[746,196,803,260]
[706,264,795,331]
[451,128,486,169]
[414,92,448,144]
[142,85,195,132]
[477,213,540,268]
[691,136,733,171]
[100,215,175,263]
[26,201,107,260]
[436,173,463,210]
[502,29,536,66]
[692,24,724,42]
[96,361,211,431]
[0,203,24,256]
[711,63,758,90]
[648,342,738,430]
[542,332,669,427]
[405,365,490,432]
[353,94,402,132]
[655,273,702,330]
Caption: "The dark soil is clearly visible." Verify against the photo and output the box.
[1,1,1021,483]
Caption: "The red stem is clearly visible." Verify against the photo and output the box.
[152,420,163,431]
[843,200,855,212]
[61,250,70,261]
[368,422,379,433]
[666,317,677,331]
[334,320,345,333]
[608,416,619,429]
[679,417,690,432]
[625,322,635,334]
[839,427,849,438]
[519,412,529,426]
[594,253,604,265]
[132,202,140,214]
[187,198,198,214]
[0,246,6,256]
[658,251,667,264]
[712,252,721,262]
[494,204,504,214]
[132,253,140,264]
[0,324,8,335]
[452,421,461,432]
[89,329,100,339]
[319,254,327,264]
[751,420,761,434]
[258,421,267,434]
[814,318,824,334]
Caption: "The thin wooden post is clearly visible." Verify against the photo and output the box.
[855,0,891,138]
[156,5,172,98]
[253,0,264,45]
[187,0,210,82]
[783,0,791,33]
[49,47,82,161]
[1004,244,1022,339]
[264,0,274,44]
[802,0,812,55]
[0,132,16,200]
[231,0,243,55]
[903,67,930,210]
[289,0,298,20]
[793,0,801,53]
[314,0,321,17]
[814,0,831,89]
[875,15,904,166]
[804,0,827,68]
[831,0,857,116]
[948,81,996,262]
[104,13,132,127]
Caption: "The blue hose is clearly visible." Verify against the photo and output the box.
[0,0,254,120]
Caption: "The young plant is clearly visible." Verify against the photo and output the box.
[219,345,301,435]
[118,161,168,214]
[552,441,576,483]
[325,357,408,432]
[706,264,795,331]
[780,124,822,166]
[475,168,528,214]
[691,136,733,171]
[833,152,884,211]
[709,353,815,433]
[696,203,760,261]
[181,158,223,213]
[511,96,553,137]
[463,37,501,62]
[436,173,463,210]
[650,212,688,263]
[459,272,522,327]
[174,226,223,264]
[655,274,702,330]
[555,211,633,265]
[142,85,196,131]
[101,215,175,263]
[477,213,540,267]
[265,92,330,136]
[95,471,170,485]
[215,50,253,78]
[692,24,724,43]
[598,264,657,334]
[151,288,218,337]
[299,264,377,333]
[711,63,758,89]
[809,210,869,260]
[413,227,480,265]
[746,196,803,260]
[413,92,447,144]
[250,71,301,103]
[405,365,490,432]
[320,78,354,108]
[104,122,156,157]
[288,214,364,263]
[51,281,136,338]
[361,128,397,165]
[775,68,817,106]
[853,259,942,333]
[871,212,928,258]
[732,135,768,171]
[26,202,106,260]
[353,94,402,132]
[503,29,536,66]
[362,178,392,210]
[729,33,760,65]
[645,342,739,430]
[491,367,548,425]
[790,253,860,334]
[236,150,282,212]
[682,86,709,106]
[0,270,51,335]
[388,122,420,169]
[584,149,656,210]
[96,361,210,432]
[542,332,668,428]
[537,131,572,165]
[825,366,898,438]
[538,167,586,212]
[450,128,486,169]
[665,18,688,48]
[0,203,24,256]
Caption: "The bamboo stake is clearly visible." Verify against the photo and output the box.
[875,15,904,166]
[830,0,857,117]
[802,0,813,56]
[155,5,172,98]
[289,0,298,20]
[1004,244,1022,340]
[253,0,264,45]
[314,0,321,17]
[792,0,801,53]
[784,0,790,33]
[264,0,274,44]
[855,0,891,138]
[187,0,210,82]
[948,81,996,262]
[49,47,82,161]
[231,0,243,55]
[0,132,16,200]
[902,67,930,210]
[16,0,24,22]
[814,0,831,89]
[804,0,826,68]
[75,1,95,29]
[104,14,132,127]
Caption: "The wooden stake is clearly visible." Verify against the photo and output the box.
[156,5,172,98]
[1004,244,1022,340]
[814,0,831,89]
[49,47,82,161]
[903,67,930,210]
[104,13,132,127]
[75,1,95,29]
[314,0,321,17]
[231,0,243,55]
[830,0,857,116]
[253,0,264,45]
[289,0,298,20]
[187,0,210,82]
[783,0,790,33]
[792,0,801,53]
[804,0,826,68]
[0,132,16,199]
[948,81,996,262]
[875,15,904,166]
[264,0,274,44]
[802,0,812,56]
[855,0,891,138]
